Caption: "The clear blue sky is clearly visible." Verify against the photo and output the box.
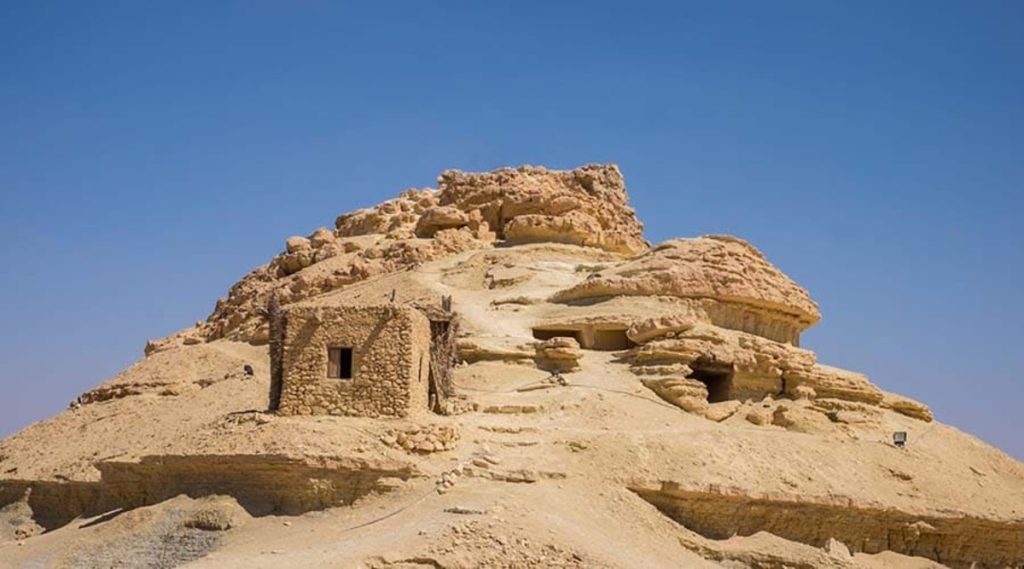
[1,2,1021,459]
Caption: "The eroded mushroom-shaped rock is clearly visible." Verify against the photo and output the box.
[554,236,821,342]
[534,336,582,373]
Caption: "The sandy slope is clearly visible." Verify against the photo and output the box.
[2,244,1022,568]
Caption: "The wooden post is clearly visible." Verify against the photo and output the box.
[428,295,457,414]
[267,294,286,412]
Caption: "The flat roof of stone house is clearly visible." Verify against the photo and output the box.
[289,270,443,311]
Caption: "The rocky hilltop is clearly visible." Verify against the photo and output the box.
[2,165,1022,569]
[152,164,647,351]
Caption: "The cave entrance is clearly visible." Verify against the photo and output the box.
[688,362,734,403]
[532,329,582,345]
[591,328,634,351]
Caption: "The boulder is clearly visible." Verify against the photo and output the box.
[772,403,836,433]
[824,538,852,560]
[704,400,742,422]
[414,206,471,238]
[746,404,774,426]
[285,236,312,253]
[503,211,602,249]
[309,227,335,248]
[535,337,583,373]
[641,376,709,414]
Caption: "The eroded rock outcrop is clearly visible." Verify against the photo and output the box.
[5,162,1019,569]
[554,236,820,344]
[640,376,709,414]
[632,483,1024,569]
[437,164,647,254]
[880,391,934,422]
[627,315,696,344]
[153,164,646,351]
[534,337,583,373]
[627,323,930,422]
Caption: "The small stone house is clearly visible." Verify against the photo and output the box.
[270,303,433,418]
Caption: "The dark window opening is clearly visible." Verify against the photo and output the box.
[532,329,582,344]
[688,362,734,403]
[328,347,354,380]
[591,329,635,351]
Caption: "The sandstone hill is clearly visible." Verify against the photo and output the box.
[1,165,1022,569]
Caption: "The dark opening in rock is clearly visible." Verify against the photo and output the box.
[688,362,734,402]
[532,329,582,345]
[590,328,634,351]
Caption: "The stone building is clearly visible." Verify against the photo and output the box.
[270,303,433,418]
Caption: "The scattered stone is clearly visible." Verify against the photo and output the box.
[381,424,460,454]
[482,404,544,415]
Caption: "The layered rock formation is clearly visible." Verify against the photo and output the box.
[534,337,583,373]
[5,163,1020,569]
[625,320,903,418]
[554,236,820,344]
[435,165,647,254]
[150,164,647,352]
[143,164,928,426]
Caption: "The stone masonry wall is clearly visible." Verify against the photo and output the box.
[278,305,430,418]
